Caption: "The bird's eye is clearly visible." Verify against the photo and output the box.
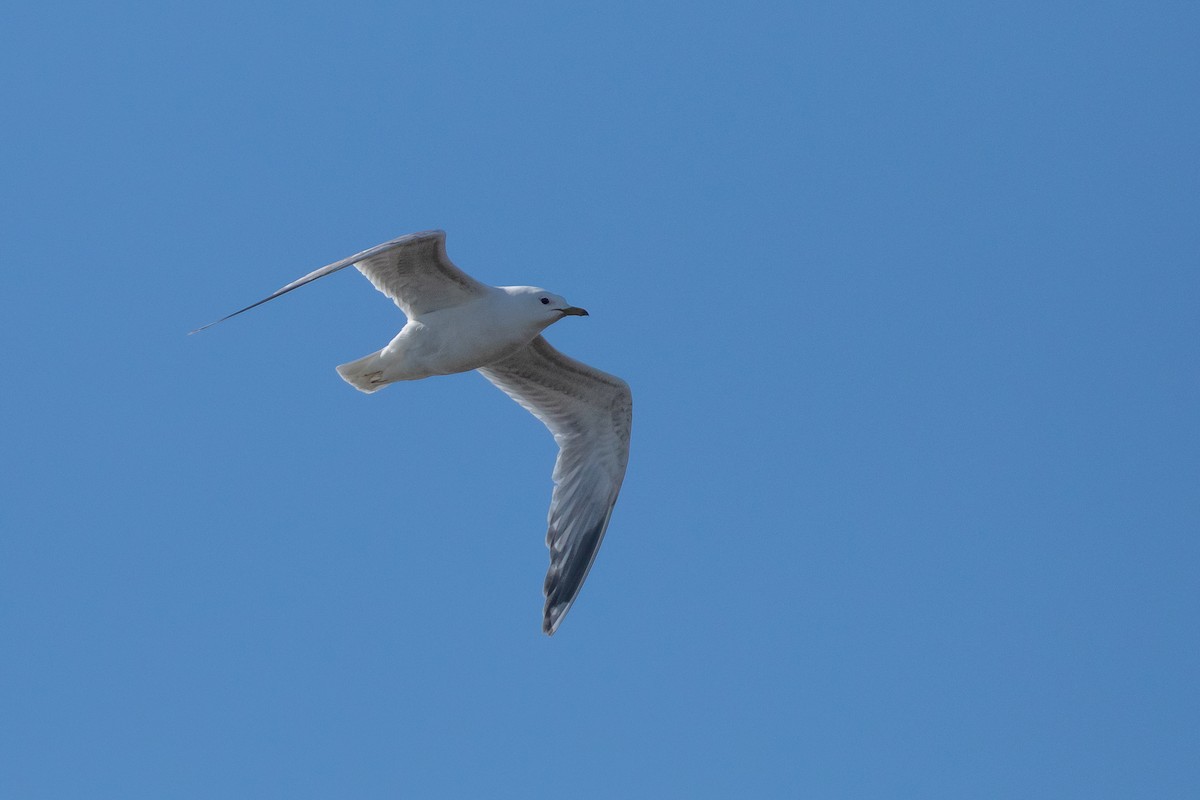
[540,297,550,305]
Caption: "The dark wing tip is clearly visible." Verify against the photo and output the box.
[541,516,610,636]
[189,313,236,335]
[187,293,281,335]
[188,238,386,336]
[543,602,568,636]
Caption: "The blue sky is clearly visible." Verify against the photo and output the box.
[2,1,1197,797]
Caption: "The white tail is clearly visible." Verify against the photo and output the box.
[336,350,389,393]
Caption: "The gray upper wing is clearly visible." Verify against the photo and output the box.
[477,336,632,635]
[191,230,488,333]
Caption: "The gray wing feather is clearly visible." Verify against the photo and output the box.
[190,230,487,333]
[477,336,633,635]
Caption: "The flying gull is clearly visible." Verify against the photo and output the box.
[193,230,632,635]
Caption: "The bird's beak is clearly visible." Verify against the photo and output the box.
[560,306,589,317]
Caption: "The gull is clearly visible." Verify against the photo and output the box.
[193,230,632,635]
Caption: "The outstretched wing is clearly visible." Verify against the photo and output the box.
[191,230,489,333]
[478,336,633,635]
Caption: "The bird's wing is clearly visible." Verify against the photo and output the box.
[191,230,488,333]
[477,336,632,635]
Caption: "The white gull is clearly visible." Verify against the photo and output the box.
[193,230,632,635]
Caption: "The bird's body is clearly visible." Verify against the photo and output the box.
[337,286,581,388]
[194,231,631,635]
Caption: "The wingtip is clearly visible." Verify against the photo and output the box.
[542,602,568,636]
[188,315,231,335]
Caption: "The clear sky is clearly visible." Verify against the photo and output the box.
[2,2,1197,797]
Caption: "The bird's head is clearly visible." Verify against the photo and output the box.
[506,286,589,329]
